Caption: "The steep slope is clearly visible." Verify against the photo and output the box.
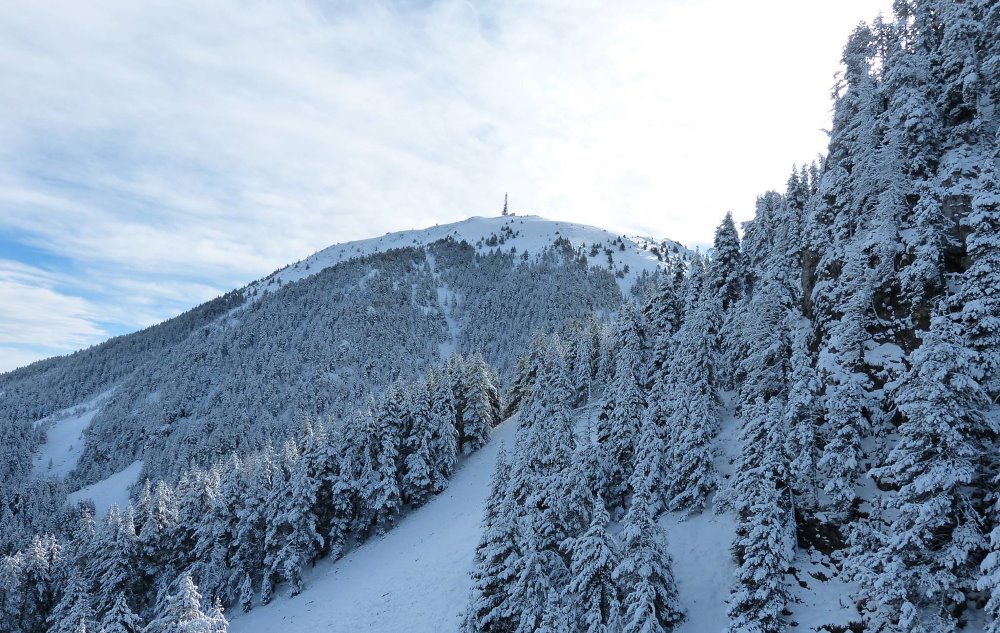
[227,410,739,633]
[229,416,519,633]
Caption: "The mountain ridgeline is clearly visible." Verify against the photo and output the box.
[3,1,1000,631]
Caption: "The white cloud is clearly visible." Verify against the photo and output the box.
[0,0,893,367]
[0,260,107,370]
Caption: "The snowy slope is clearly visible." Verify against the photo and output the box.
[249,215,692,296]
[229,403,743,633]
[230,417,518,633]
[66,460,143,517]
[32,389,114,477]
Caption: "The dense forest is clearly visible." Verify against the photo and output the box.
[2,0,1000,630]
[462,1,1000,631]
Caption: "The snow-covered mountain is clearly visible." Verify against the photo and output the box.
[1,212,690,539]
[251,214,690,295]
[3,2,1000,632]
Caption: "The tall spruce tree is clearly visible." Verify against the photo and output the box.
[565,496,620,633]
[850,313,993,630]
[614,478,684,633]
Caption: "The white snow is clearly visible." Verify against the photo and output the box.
[666,511,737,633]
[32,390,114,477]
[230,418,518,633]
[66,460,143,517]
[248,215,692,298]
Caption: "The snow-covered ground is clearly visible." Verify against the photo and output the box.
[230,418,518,633]
[249,215,691,297]
[32,390,114,477]
[666,510,736,632]
[66,460,143,516]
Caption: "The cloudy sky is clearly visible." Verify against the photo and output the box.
[0,0,891,372]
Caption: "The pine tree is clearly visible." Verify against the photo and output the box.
[100,593,144,633]
[565,497,620,633]
[726,398,792,633]
[537,589,574,633]
[402,379,437,508]
[959,149,1000,399]
[144,572,227,633]
[614,479,684,633]
[463,447,520,632]
[727,472,791,633]
[644,271,683,377]
[428,370,459,493]
[980,481,1000,633]
[817,377,867,516]
[87,505,140,617]
[1,534,62,633]
[731,273,793,412]
[363,401,402,535]
[231,451,276,610]
[48,572,95,633]
[261,439,321,598]
[708,212,745,312]
[783,317,822,511]
[446,354,469,451]
[463,354,499,454]
[509,522,560,633]
[600,307,646,501]
[850,312,992,630]
[661,292,720,514]
[138,481,180,605]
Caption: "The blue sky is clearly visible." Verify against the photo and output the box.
[0,0,891,372]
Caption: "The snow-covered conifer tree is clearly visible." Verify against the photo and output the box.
[565,496,620,633]
[851,312,992,630]
[463,354,499,454]
[464,447,520,633]
[145,572,227,633]
[614,478,684,633]
[100,593,144,633]
[48,572,95,633]
[708,212,745,312]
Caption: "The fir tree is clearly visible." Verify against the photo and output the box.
[727,471,791,633]
[614,479,684,633]
[708,212,745,312]
[850,313,993,630]
[565,496,620,633]
[144,572,227,633]
[428,370,459,493]
[87,505,140,617]
[600,309,646,501]
[463,354,499,454]
[959,150,1000,399]
[537,589,574,633]
[464,447,520,633]
[100,593,144,633]
[48,572,95,633]
[980,481,1000,633]
[783,317,822,510]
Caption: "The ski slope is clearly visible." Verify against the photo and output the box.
[249,215,691,297]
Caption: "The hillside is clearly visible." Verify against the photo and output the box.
[0,214,689,551]
[3,1,1000,632]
